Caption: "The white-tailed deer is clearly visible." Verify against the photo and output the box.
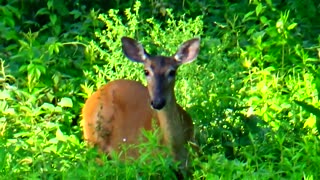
[82,37,200,170]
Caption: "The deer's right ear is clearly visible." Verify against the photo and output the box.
[174,38,200,64]
[121,37,148,63]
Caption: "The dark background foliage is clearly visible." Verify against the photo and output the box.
[1,0,320,178]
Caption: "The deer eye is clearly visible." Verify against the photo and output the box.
[144,70,150,76]
[168,70,176,77]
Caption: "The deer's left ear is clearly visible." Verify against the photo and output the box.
[174,38,200,64]
[121,37,148,63]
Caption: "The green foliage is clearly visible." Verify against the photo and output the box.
[1,0,320,178]
[294,69,320,133]
[83,1,203,87]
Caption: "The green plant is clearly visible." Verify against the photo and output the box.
[1,0,320,178]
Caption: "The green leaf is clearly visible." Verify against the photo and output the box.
[44,145,57,153]
[4,17,15,27]
[6,5,21,19]
[305,116,316,128]
[48,43,55,55]
[255,3,264,16]
[260,16,268,25]
[53,25,61,35]
[0,90,11,100]
[58,97,73,108]
[287,23,297,30]
[19,64,28,72]
[243,11,255,22]
[19,157,33,165]
[49,14,57,25]
[4,108,15,115]
[41,103,55,111]
[68,135,80,145]
[35,64,46,74]
[276,20,283,29]
[36,8,50,16]
[27,63,34,71]
[47,0,54,10]
[265,0,273,7]
[18,40,29,49]
[54,42,62,54]
[70,10,82,19]
[56,128,67,142]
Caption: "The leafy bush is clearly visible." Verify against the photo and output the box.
[1,0,320,178]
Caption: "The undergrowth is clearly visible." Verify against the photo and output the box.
[0,0,320,179]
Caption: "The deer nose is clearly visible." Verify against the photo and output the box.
[151,98,166,110]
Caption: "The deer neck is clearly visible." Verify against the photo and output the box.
[155,95,185,147]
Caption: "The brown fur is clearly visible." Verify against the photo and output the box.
[82,80,155,157]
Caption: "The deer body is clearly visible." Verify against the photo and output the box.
[82,80,154,157]
[82,37,200,169]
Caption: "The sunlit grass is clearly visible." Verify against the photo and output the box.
[0,0,320,179]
